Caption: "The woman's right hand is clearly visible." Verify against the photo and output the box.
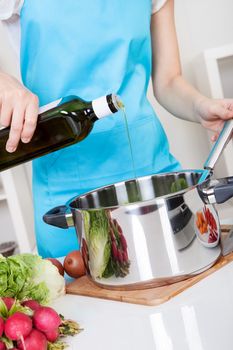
[0,71,39,152]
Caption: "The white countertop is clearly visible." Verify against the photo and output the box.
[52,259,233,350]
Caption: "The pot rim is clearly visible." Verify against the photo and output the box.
[67,169,208,211]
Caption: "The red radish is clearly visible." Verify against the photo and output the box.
[33,306,61,333]
[44,327,59,342]
[46,258,64,276]
[0,341,6,350]
[17,329,47,350]
[1,297,15,310]
[21,300,40,312]
[5,312,32,340]
[0,317,4,337]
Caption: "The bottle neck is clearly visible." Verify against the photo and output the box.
[92,94,121,119]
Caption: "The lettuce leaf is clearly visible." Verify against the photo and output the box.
[0,254,65,304]
[87,211,111,279]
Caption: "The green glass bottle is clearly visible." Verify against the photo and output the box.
[0,94,122,171]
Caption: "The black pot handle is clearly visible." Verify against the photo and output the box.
[214,176,233,204]
[43,205,73,229]
[199,176,233,204]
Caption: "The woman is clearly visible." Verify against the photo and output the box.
[0,0,233,258]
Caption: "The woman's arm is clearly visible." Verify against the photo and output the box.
[151,0,233,141]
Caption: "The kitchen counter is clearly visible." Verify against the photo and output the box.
[52,259,233,350]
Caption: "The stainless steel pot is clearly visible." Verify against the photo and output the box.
[43,171,233,289]
[43,120,233,289]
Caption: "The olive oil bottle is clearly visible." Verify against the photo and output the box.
[0,94,122,171]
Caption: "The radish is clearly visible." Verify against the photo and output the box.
[5,312,32,340]
[44,327,59,342]
[33,306,61,333]
[1,297,15,310]
[0,341,6,350]
[17,329,47,350]
[21,300,40,312]
[0,317,4,337]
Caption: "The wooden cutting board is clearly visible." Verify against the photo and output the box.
[66,225,233,306]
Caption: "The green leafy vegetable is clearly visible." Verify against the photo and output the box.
[83,211,91,244]
[0,299,33,320]
[84,210,111,278]
[0,254,65,304]
[0,299,8,319]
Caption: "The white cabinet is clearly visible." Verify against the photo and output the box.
[0,164,36,253]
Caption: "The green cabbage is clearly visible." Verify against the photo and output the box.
[87,211,111,279]
[0,254,65,304]
[83,211,91,244]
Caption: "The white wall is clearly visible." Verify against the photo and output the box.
[0,0,233,171]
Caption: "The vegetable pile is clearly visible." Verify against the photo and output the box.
[0,297,82,349]
[0,254,65,304]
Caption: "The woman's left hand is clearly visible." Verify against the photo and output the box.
[195,97,233,142]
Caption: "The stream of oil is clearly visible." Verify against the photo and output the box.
[121,108,142,203]
[121,107,137,180]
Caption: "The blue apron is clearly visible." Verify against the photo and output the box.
[20,0,181,258]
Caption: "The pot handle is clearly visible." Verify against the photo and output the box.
[214,176,233,204]
[43,205,74,229]
[199,176,233,204]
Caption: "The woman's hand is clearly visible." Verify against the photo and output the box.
[0,71,39,152]
[195,97,233,142]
